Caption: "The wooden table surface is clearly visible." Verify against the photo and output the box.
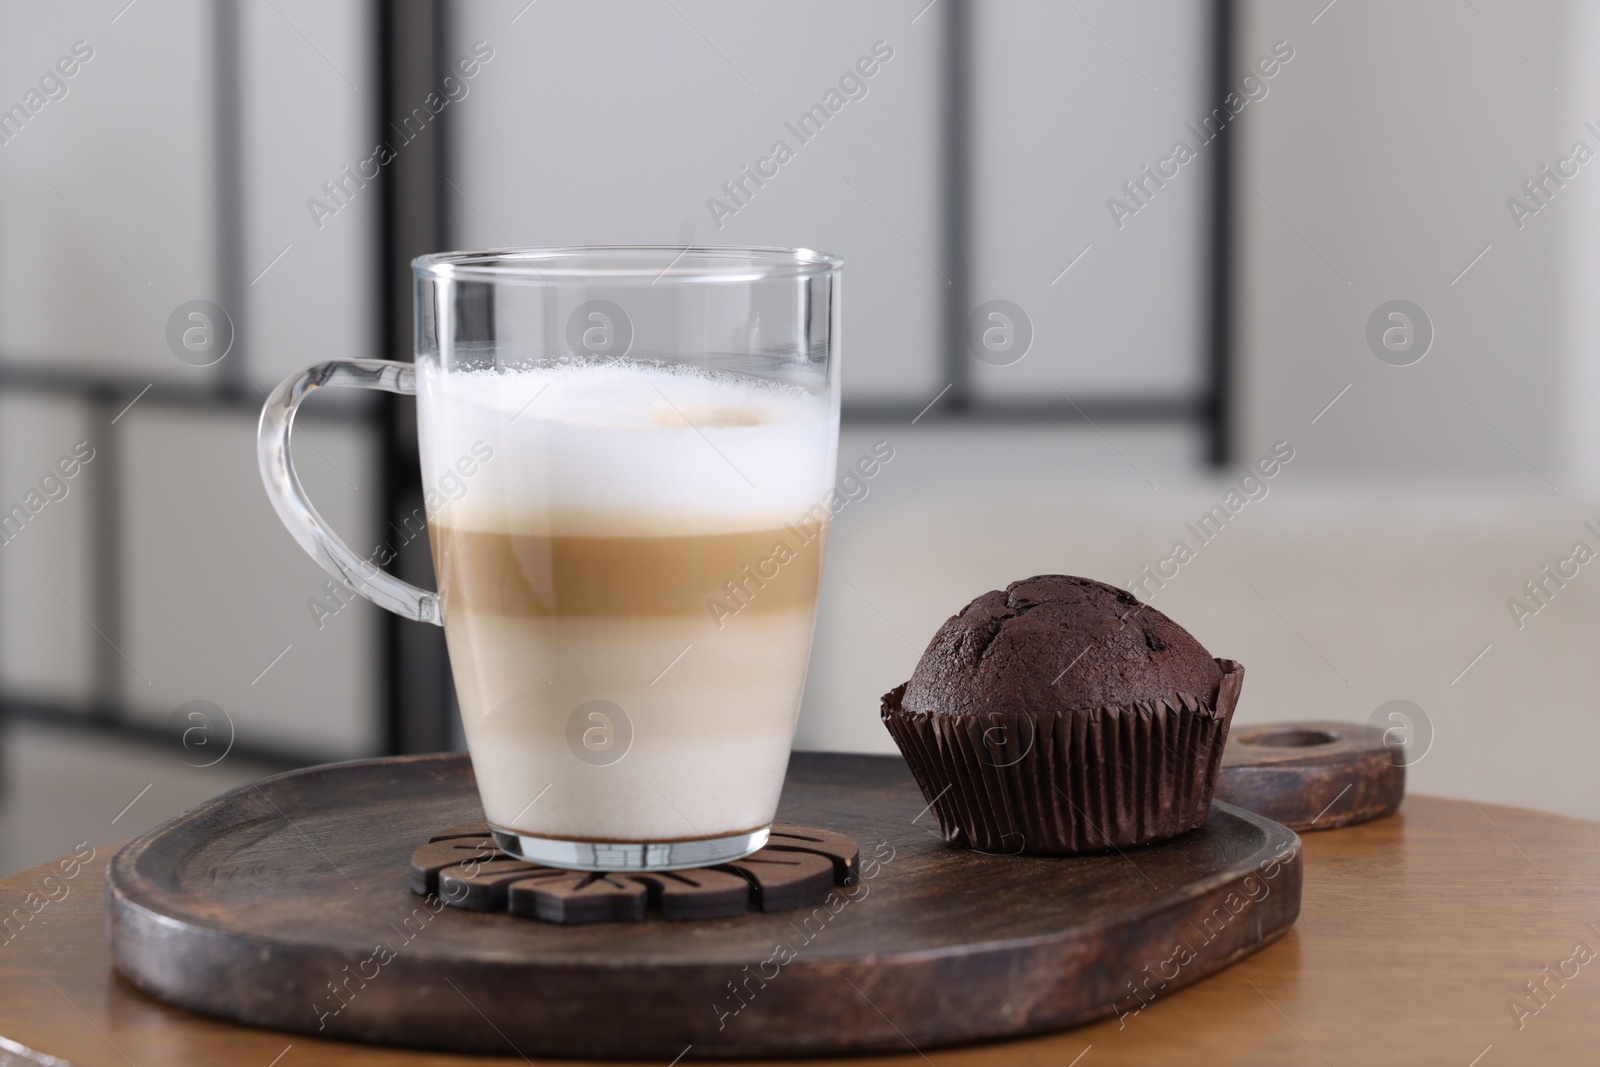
[2,794,1596,1066]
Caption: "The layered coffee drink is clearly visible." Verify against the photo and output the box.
[417,360,835,862]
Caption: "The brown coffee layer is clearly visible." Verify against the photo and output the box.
[431,521,828,619]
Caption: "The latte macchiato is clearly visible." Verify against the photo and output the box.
[417,361,835,847]
[257,245,843,871]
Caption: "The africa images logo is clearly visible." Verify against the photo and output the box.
[566,699,632,766]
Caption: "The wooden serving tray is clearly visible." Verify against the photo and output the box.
[108,752,1301,1060]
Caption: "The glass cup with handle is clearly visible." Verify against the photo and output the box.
[258,246,842,871]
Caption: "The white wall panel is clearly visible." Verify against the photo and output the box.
[970,0,1209,401]
[1237,0,1565,475]
[241,0,377,389]
[119,406,380,756]
[0,0,218,380]
[0,395,95,707]
[1557,0,1600,488]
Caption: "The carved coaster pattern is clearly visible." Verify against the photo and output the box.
[410,823,860,923]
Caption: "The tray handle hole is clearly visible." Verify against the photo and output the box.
[1245,728,1340,748]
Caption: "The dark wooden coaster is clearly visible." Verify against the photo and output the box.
[409,825,859,923]
[107,752,1300,1060]
[1217,719,1405,831]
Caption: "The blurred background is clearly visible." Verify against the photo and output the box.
[1,0,1593,876]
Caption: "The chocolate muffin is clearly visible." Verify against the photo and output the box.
[881,575,1244,854]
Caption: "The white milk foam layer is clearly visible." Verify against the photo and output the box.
[417,361,837,536]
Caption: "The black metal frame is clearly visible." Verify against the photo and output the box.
[377,0,455,757]
[0,0,1233,770]
[1206,0,1235,466]
[940,0,975,415]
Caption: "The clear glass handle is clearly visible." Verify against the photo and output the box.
[257,359,441,626]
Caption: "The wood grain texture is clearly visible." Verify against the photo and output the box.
[102,753,1298,1059]
[1217,719,1405,831]
[2,793,1598,1065]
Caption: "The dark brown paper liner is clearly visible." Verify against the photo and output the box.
[881,659,1244,854]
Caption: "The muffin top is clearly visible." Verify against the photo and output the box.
[901,575,1222,715]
